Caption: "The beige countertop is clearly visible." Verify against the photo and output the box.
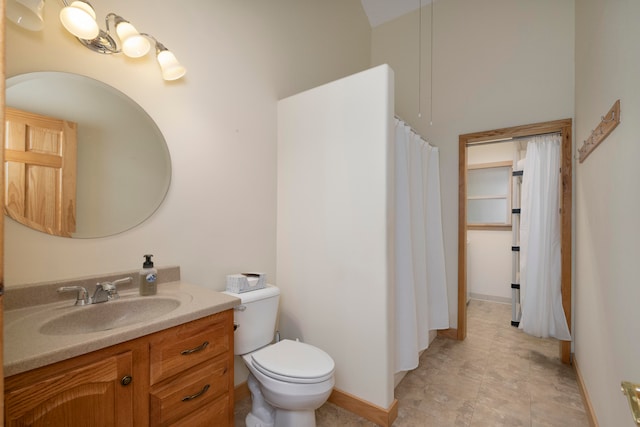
[4,280,240,377]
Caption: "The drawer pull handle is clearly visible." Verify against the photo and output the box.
[121,375,133,386]
[182,384,210,402]
[181,341,209,355]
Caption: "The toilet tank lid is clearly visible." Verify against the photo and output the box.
[223,284,280,303]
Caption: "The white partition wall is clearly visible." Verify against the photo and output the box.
[277,65,395,409]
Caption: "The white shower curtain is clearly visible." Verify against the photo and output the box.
[394,119,449,373]
[519,135,571,340]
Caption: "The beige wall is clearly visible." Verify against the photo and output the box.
[371,0,575,327]
[575,1,640,425]
[14,1,635,422]
[5,0,371,287]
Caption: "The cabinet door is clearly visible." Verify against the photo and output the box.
[4,107,77,237]
[5,351,133,427]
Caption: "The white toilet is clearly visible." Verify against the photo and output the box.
[225,285,335,427]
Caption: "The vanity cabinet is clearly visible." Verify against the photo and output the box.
[4,310,234,427]
[5,351,135,426]
[149,311,233,426]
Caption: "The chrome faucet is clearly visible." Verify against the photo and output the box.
[92,277,132,303]
[57,286,92,306]
[57,276,132,306]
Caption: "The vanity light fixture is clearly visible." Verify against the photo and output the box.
[6,0,187,81]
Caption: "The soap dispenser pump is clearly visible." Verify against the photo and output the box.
[139,254,157,296]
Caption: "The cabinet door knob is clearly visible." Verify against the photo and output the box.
[180,341,209,355]
[121,375,133,386]
[182,384,210,402]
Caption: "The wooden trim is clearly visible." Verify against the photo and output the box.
[560,122,573,364]
[578,99,620,163]
[573,356,599,427]
[328,388,398,427]
[458,134,468,341]
[234,382,250,403]
[458,119,573,362]
[462,119,573,144]
[234,383,399,427]
[1,0,6,421]
[437,328,459,340]
[0,295,3,423]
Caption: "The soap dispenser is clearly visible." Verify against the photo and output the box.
[139,254,158,296]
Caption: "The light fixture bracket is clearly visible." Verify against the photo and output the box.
[77,29,118,54]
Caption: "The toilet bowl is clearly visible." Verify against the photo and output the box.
[223,285,335,427]
[243,339,335,426]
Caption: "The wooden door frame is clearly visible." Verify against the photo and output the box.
[1,0,6,417]
[457,119,573,364]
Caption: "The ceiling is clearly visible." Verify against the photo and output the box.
[360,0,429,27]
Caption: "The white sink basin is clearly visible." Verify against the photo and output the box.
[39,296,182,336]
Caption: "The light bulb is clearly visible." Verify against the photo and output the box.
[116,21,150,58]
[59,1,99,40]
[157,49,186,81]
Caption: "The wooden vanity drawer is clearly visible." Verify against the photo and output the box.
[149,356,230,426]
[149,311,231,385]
[166,394,230,427]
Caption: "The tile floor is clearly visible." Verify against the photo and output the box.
[234,299,588,426]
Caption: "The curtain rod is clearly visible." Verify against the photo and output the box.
[512,131,561,141]
[394,115,436,147]
[394,115,425,139]
[468,131,561,146]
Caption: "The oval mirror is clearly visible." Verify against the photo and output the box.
[5,72,171,238]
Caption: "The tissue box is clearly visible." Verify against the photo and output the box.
[226,272,266,293]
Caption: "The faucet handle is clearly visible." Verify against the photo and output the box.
[95,277,132,302]
[58,286,91,306]
[112,276,133,287]
[96,281,115,291]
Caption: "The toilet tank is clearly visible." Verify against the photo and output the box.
[224,284,281,355]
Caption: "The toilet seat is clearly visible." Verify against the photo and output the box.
[250,339,335,384]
